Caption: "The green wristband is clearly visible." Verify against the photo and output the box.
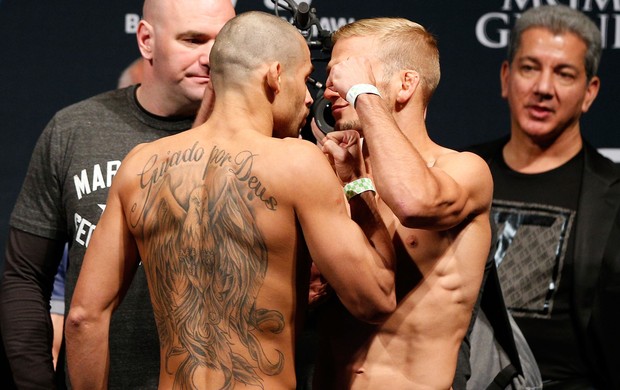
[343,178,376,201]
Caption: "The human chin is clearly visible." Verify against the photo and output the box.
[181,83,208,103]
[518,117,558,138]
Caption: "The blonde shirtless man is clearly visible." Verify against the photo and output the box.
[312,18,493,389]
[65,12,396,389]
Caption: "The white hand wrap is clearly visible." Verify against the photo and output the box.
[345,84,381,107]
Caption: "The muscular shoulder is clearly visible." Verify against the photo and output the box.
[435,148,492,176]
[279,137,329,166]
[114,132,179,181]
[272,138,338,186]
[435,150,494,211]
[250,137,341,203]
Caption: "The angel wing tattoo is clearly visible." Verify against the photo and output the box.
[140,156,284,389]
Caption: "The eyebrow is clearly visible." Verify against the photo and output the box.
[519,55,580,70]
[176,30,210,39]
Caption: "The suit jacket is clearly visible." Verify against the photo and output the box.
[469,137,620,389]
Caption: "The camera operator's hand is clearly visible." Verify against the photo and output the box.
[326,56,377,101]
[321,129,366,184]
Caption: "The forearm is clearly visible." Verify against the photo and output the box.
[0,228,65,388]
[348,190,396,322]
[356,94,463,226]
[65,194,138,389]
[327,59,436,210]
[65,308,110,389]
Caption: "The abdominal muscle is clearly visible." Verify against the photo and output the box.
[348,282,470,390]
[314,199,487,390]
[346,209,485,389]
[315,260,474,390]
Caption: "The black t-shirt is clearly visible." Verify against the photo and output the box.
[488,148,595,389]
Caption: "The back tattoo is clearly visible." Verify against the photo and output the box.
[134,143,285,389]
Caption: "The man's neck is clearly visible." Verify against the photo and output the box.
[394,111,438,159]
[503,127,583,174]
[207,93,275,138]
[136,84,198,118]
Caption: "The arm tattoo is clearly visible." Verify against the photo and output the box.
[135,144,284,389]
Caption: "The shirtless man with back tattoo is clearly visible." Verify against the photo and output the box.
[65,12,396,389]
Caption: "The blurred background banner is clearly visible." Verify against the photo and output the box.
[1,0,618,265]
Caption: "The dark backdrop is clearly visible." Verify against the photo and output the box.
[1,0,619,284]
[1,0,619,385]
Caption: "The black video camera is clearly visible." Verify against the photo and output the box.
[271,0,335,134]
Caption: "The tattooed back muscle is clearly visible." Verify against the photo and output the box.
[134,140,289,389]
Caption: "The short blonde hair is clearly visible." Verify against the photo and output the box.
[333,18,440,106]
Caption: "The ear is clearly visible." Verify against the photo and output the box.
[581,75,600,113]
[136,20,154,61]
[266,62,282,95]
[500,60,510,99]
[396,70,420,104]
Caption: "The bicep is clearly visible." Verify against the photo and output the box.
[294,174,376,289]
[442,152,493,216]
[71,186,139,314]
[409,153,493,230]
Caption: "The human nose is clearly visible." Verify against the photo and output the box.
[199,40,215,68]
[533,68,554,99]
[323,86,340,103]
[305,88,314,107]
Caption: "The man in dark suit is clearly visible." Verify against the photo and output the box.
[468,5,620,389]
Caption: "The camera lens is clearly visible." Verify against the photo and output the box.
[312,91,335,134]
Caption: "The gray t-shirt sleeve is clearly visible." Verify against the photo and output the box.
[10,115,68,240]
